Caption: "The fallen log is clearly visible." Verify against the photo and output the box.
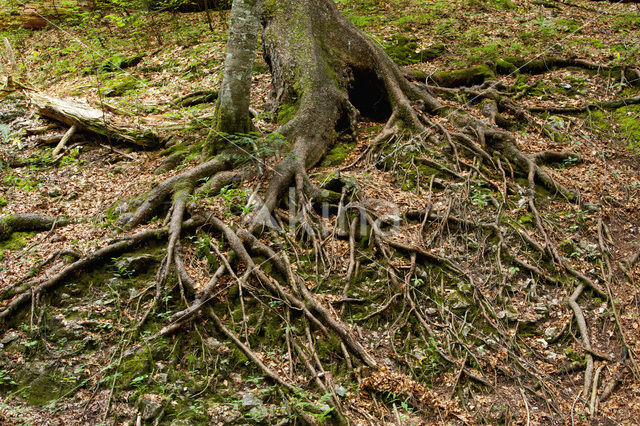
[27,92,161,148]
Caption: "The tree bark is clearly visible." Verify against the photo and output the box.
[247,0,441,222]
[208,0,262,154]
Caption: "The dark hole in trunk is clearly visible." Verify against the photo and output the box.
[347,67,392,122]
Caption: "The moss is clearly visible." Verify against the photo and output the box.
[588,105,640,152]
[613,105,640,151]
[383,35,445,65]
[19,367,77,406]
[431,64,495,88]
[412,69,428,80]
[99,75,142,97]
[495,58,517,75]
[100,54,144,72]
[0,232,35,258]
[321,142,356,167]
[118,350,153,388]
[159,141,194,157]
[276,101,299,125]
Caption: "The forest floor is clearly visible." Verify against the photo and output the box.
[1,0,640,424]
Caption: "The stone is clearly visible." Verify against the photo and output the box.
[497,309,518,321]
[316,403,331,413]
[114,254,158,276]
[241,392,262,410]
[533,303,549,315]
[335,385,347,397]
[205,337,224,349]
[47,315,84,339]
[48,186,62,197]
[446,291,470,310]
[246,406,269,422]
[140,397,163,421]
[544,326,558,341]
[1,331,20,345]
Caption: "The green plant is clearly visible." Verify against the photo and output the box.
[219,185,254,217]
[111,257,130,278]
[0,369,16,386]
[470,183,490,207]
[3,173,40,191]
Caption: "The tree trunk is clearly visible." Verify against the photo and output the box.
[252,0,440,219]
[207,0,261,155]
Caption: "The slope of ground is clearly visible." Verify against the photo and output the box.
[0,0,639,424]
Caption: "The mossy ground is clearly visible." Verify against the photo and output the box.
[1,0,639,424]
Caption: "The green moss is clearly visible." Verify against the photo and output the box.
[19,367,77,406]
[118,350,153,388]
[99,75,143,97]
[276,101,299,125]
[0,231,35,253]
[495,59,517,75]
[588,105,640,152]
[100,54,144,72]
[383,35,444,65]
[431,64,495,88]
[321,142,356,167]
[614,105,640,152]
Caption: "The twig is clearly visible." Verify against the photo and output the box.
[568,283,594,400]
[206,306,296,391]
[571,389,583,426]
[520,388,530,426]
[52,124,77,157]
[589,365,604,418]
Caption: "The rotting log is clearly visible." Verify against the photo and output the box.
[27,92,161,148]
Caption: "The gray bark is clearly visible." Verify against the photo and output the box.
[213,0,261,137]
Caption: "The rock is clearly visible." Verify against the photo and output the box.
[205,337,224,349]
[425,307,438,316]
[544,326,558,341]
[114,254,158,276]
[140,397,164,421]
[457,281,473,295]
[241,392,262,410]
[1,331,20,345]
[335,385,347,397]
[316,403,331,413]
[497,309,518,321]
[47,314,84,339]
[446,291,470,310]
[246,406,269,422]
[47,186,62,197]
[533,303,549,315]
[117,213,133,226]
[155,373,168,384]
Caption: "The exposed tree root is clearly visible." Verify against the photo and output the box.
[0,213,70,241]
[5,3,635,423]
[0,220,200,321]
